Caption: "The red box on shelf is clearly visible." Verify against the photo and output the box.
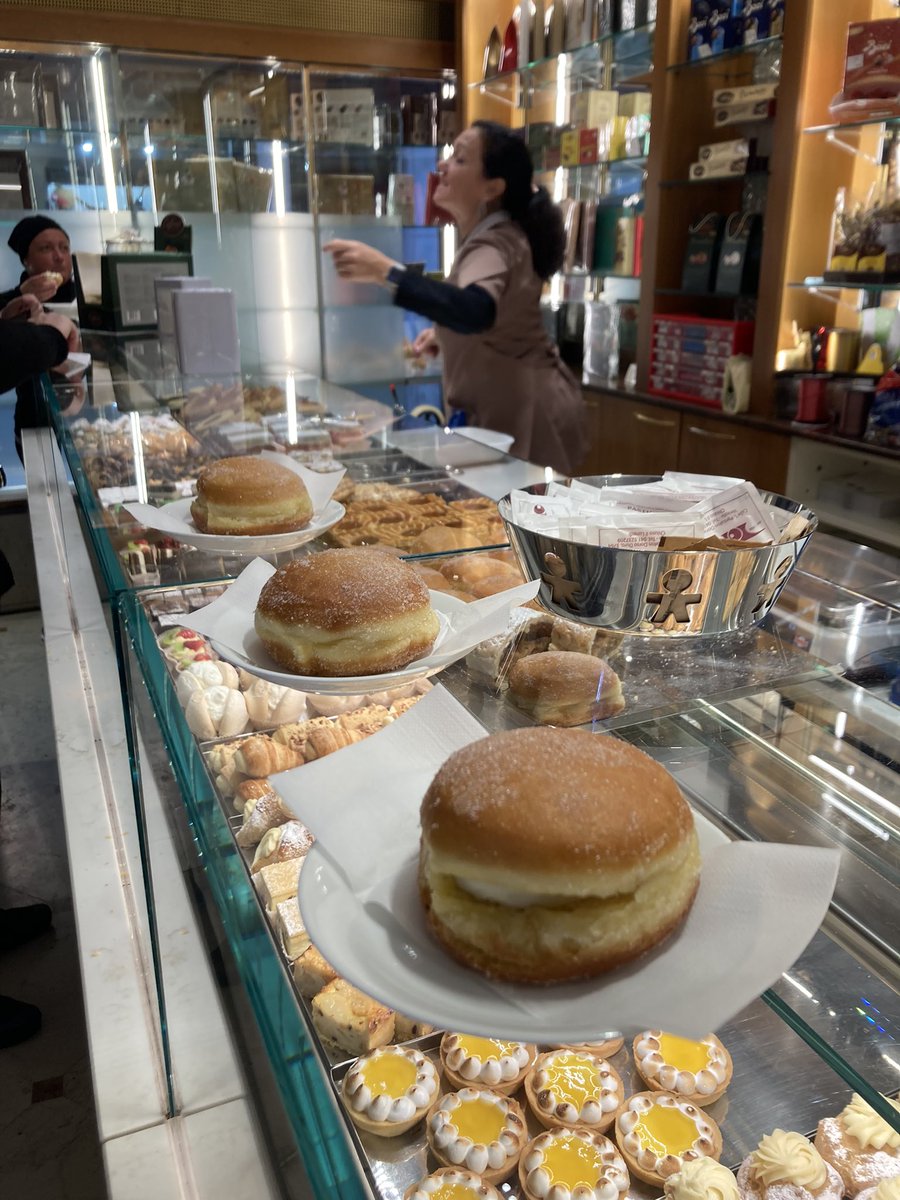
[649,314,755,408]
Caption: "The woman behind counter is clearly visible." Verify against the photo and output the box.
[1,216,77,462]
[324,122,586,476]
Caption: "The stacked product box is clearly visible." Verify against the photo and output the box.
[649,314,755,407]
[687,0,786,62]
[712,81,777,128]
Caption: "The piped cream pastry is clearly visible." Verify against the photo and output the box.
[856,1177,900,1200]
[251,820,314,873]
[519,1128,629,1200]
[525,1049,623,1133]
[440,1033,537,1096]
[427,1087,527,1184]
[403,1167,501,1200]
[815,1094,900,1195]
[633,1031,732,1106]
[737,1129,843,1200]
[341,1044,438,1137]
[614,1091,723,1186]
[664,1157,740,1200]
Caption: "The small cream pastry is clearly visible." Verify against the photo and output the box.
[427,1087,527,1184]
[254,858,302,913]
[519,1127,629,1200]
[546,1038,625,1058]
[243,677,307,730]
[306,693,366,717]
[341,1044,438,1137]
[175,659,240,706]
[614,1091,723,1187]
[525,1049,623,1133]
[633,1031,732,1106]
[665,1157,740,1200]
[403,1167,501,1200]
[440,1034,537,1095]
[737,1129,843,1200]
[235,787,292,847]
[185,685,249,740]
[815,1094,900,1195]
[251,820,314,873]
[857,1177,900,1200]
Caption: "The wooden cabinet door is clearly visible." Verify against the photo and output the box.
[577,392,681,477]
[677,414,790,493]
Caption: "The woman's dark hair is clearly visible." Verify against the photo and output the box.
[473,120,565,280]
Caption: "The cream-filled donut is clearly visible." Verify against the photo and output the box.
[664,1157,740,1200]
[633,1031,732,1106]
[440,1034,536,1095]
[614,1091,722,1187]
[403,1167,502,1200]
[341,1045,438,1137]
[426,1087,527,1184]
[815,1094,900,1195]
[255,548,440,677]
[519,1127,629,1200]
[418,729,700,984]
[191,456,312,535]
[525,1049,623,1133]
[737,1130,843,1200]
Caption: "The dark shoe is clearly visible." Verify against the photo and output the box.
[0,904,53,953]
[0,994,42,1047]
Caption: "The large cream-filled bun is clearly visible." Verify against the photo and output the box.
[255,547,440,676]
[418,728,700,984]
[191,455,313,535]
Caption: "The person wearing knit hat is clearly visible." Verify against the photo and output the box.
[2,215,75,306]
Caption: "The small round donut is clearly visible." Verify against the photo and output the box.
[191,456,312,535]
[507,652,625,727]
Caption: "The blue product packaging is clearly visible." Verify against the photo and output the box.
[766,0,785,36]
[709,1,738,54]
[742,0,770,44]
[688,0,712,61]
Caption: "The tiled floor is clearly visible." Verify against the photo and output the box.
[0,609,107,1198]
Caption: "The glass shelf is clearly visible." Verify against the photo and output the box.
[789,276,900,295]
[535,155,648,175]
[804,114,900,136]
[469,20,657,92]
[668,34,782,72]
[660,171,767,188]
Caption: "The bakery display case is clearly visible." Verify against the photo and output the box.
[33,355,900,1197]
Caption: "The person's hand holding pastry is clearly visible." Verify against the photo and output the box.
[324,238,396,285]
[20,270,63,302]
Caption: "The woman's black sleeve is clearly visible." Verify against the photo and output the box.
[393,271,497,335]
[0,322,67,393]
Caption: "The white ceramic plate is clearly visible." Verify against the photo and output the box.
[296,814,732,1043]
[210,591,471,694]
[150,497,345,554]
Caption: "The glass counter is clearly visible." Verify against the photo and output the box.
[38,359,900,1198]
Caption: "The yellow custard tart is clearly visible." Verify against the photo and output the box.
[440,1033,537,1095]
[427,1087,528,1183]
[547,1038,625,1058]
[633,1031,732,1106]
[341,1045,438,1137]
[614,1090,723,1186]
[403,1167,502,1200]
[519,1128,630,1200]
[525,1049,623,1132]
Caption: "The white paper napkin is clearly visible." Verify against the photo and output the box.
[271,688,840,1039]
[123,456,345,537]
[185,558,540,676]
